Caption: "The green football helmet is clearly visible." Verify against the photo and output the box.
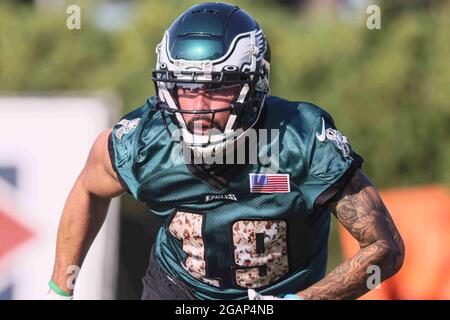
[152,2,271,157]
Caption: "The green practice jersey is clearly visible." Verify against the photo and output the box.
[109,95,363,299]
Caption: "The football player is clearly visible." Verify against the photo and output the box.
[49,2,404,300]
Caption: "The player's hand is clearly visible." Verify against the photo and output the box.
[247,289,303,300]
[248,289,283,300]
[46,289,73,300]
[46,280,73,300]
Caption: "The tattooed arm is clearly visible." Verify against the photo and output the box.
[297,169,405,300]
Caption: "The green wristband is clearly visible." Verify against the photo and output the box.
[48,280,72,297]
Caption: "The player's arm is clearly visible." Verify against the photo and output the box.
[49,128,125,296]
[297,169,405,300]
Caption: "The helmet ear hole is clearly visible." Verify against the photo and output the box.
[223,65,238,72]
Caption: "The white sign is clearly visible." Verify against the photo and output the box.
[0,95,120,299]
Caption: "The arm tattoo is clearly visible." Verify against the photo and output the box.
[299,169,404,300]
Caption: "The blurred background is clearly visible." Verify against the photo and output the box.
[0,0,449,299]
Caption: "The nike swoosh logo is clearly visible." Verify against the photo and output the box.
[316,117,326,142]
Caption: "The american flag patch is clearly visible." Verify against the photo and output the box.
[249,173,290,193]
